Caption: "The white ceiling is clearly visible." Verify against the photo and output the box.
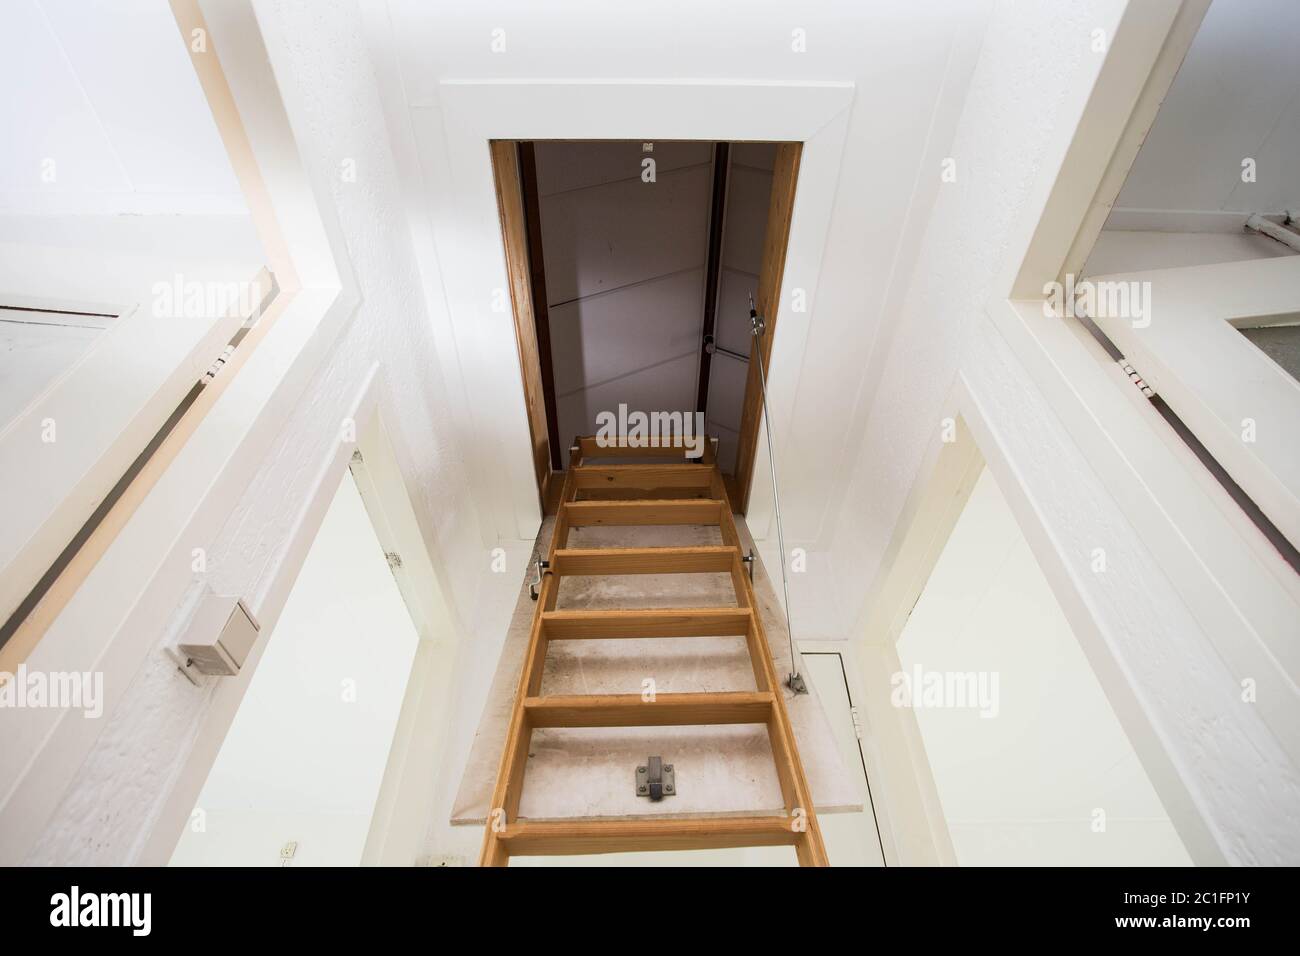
[0,0,245,214]
[1113,0,1300,223]
[376,0,993,548]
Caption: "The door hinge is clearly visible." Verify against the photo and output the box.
[203,344,236,383]
[1118,358,1155,398]
[849,705,866,741]
[385,551,403,570]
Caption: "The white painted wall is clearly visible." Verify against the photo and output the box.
[0,0,247,215]
[170,471,418,866]
[896,467,1190,865]
[829,0,1300,864]
[10,0,492,865]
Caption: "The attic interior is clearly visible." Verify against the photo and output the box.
[0,0,1297,886]
[493,139,790,512]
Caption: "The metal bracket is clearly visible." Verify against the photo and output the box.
[635,756,675,801]
[528,558,550,601]
[741,548,756,582]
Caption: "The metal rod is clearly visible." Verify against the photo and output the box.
[749,296,806,694]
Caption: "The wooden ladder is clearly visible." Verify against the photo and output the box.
[479,436,829,866]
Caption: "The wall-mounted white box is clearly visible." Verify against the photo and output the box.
[177,593,260,676]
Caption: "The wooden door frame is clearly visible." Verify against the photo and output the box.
[490,141,563,513]
[730,142,801,511]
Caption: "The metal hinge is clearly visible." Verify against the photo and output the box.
[203,344,236,383]
[1118,358,1155,398]
[849,706,866,742]
[741,548,756,582]
[528,558,550,600]
[385,551,403,570]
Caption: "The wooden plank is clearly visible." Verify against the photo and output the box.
[734,142,801,512]
[573,464,713,490]
[552,546,738,576]
[479,444,581,866]
[695,143,731,417]
[523,691,774,728]
[542,607,752,640]
[489,141,553,502]
[563,499,722,527]
[499,816,797,856]
[577,436,715,463]
[517,142,563,472]
[712,460,829,866]
[574,486,715,502]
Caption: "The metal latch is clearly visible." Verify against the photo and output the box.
[635,756,675,801]
[741,548,756,582]
[528,558,550,601]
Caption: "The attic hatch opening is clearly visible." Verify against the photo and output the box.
[490,139,801,515]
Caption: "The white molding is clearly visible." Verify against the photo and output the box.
[0,252,264,626]
[1088,255,1300,550]
[414,78,855,544]
[990,296,1300,774]
[959,0,1299,864]
[1003,0,1194,300]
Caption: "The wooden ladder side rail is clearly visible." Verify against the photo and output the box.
[711,470,830,866]
[479,441,583,867]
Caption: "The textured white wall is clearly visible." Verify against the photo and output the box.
[831,0,1118,644]
[20,0,495,864]
[18,0,1294,867]
[171,471,418,866]
[827,0,1298,864]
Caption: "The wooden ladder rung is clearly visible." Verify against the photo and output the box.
[563,498,723,526]
[523,691,774,728]
[480,439,828,866]
[542,608,752,639]
[552,545,738,575]
[576,437,715,463]
[497,816,797,856]
[572,464,714,490]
